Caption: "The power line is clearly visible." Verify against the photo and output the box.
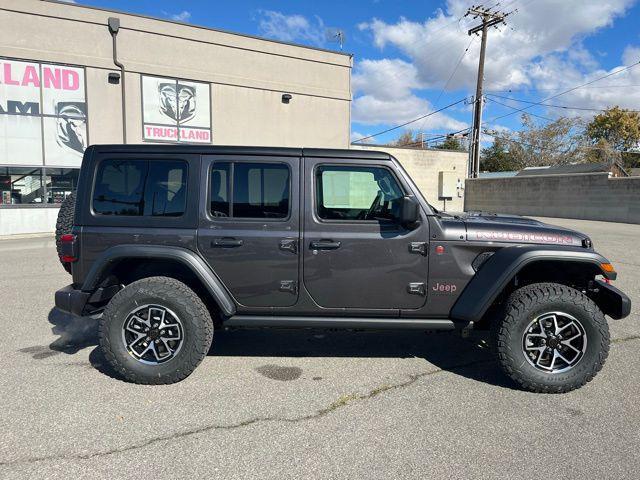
[483,129,617,153]
[487,60,640,123]
[485,96,554,121]
[487,93,640,113]
[415,36,476,135]
[351,97,468,143]
[486,84,640,93]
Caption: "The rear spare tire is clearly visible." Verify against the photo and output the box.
[55,192,76,274]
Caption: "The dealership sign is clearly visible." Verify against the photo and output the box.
[142,75,211,144]
[0,59,87,166]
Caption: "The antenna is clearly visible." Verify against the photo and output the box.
[325,28,345,51]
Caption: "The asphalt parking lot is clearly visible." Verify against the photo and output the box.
[1,217,639,479]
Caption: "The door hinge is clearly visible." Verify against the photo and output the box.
[408,282,426,296]
[409,242,428,256]
[279,280,298,294]
[279,238,298,254]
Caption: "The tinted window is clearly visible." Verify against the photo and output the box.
[210,162,230,217]
[316,166,404,221]
[233,163,289,218]
[93,159,187,216]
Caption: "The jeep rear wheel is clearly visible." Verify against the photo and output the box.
[99,276,213,384]
[492,282,609,393]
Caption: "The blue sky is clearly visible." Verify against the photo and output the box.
[67,0,640,145]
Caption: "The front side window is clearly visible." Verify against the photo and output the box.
[93,159,187,216]
[209,162,290,219]
[316,165,404,222]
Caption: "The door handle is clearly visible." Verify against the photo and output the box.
[310,240,341,250]
[211,237,244,248]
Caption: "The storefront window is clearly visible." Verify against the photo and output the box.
[45,168,79,204]
[0,167,45,205]
[0,167,79,205]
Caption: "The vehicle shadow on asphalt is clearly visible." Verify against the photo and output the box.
[46,307,519,389]
[210,328,519,390]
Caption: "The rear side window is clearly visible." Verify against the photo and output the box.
[209,162,290,219]
[93,159,187,216]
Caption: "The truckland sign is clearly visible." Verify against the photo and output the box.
[142,75,211,144]
[0,58,87,166]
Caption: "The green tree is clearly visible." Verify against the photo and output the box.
[394,129,419,147]
[586,106,640,151]
[437,135,467,151]
[585,106,640,168]
[480,137,520,172]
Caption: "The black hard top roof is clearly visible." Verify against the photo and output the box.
[89,144,391,160]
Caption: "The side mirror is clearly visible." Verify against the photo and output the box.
[399,195,420,226]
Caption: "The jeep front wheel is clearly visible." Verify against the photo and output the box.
[99,276,214,384]
[492,282,609,393]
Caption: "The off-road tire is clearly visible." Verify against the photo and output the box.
[55,192,76,274]
[492,282,609,393]
[99,276,214,384]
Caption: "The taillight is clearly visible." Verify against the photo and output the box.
[60,234,78,263]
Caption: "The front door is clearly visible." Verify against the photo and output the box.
[302,158,430,310]
[197,155,300,307]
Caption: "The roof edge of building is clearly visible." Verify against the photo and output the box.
[41,0,353,60]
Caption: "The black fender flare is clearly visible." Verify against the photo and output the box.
[81,245,236,316]
[449,245,613,323]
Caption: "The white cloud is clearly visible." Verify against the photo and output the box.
[353,0,638,129]
[171,11,192,22]
[351,56,468,130]
[352,93,467,131]
[256,10,325,47]
[350,131,374,143]
[360,0,634,92]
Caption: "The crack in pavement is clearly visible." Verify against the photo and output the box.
[3,335,639,469]
[1,356,496,468]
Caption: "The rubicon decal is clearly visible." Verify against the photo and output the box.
[475,231,578,245]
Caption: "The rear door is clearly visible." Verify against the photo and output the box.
[302,157,430,310]
[197,155,300,307]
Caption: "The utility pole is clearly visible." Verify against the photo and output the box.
[466,5,510,178]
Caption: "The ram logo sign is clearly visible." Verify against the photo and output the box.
[142,75,211,144]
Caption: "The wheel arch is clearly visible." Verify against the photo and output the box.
[450,245,614,323]
[82,245,236,317]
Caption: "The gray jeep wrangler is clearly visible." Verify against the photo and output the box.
[55,145,631,391]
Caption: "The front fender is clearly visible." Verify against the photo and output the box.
[81,245,236,316]
[449,245,613,323]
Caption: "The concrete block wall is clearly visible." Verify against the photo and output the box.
[465,173,640,224]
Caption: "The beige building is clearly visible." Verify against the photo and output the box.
[0,0,352,234]
[0,0,467,235]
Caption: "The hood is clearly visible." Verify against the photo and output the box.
[457,211,590,247]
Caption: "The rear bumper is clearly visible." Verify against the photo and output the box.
[55,284,90,317]
[594,280,631,320]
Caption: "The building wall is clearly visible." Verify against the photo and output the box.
[0,0,352,150]
[465,173,640,224]
[0,0,352,234]
[0,206,60,235]
[353,145,468,212]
